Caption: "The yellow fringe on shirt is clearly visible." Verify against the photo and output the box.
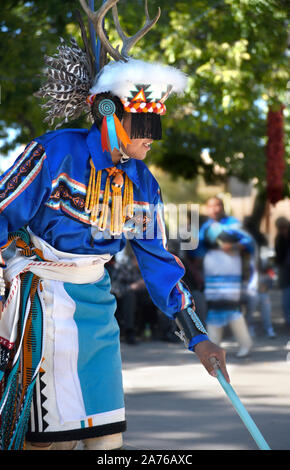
[85,159,134,235]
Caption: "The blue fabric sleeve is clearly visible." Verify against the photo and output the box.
[222,228,254,254]
[130,189,194,319]
[189,217,254,258]
[0,141,52,248]
[214,216,254,253]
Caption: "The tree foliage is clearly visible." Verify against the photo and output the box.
[0,0,289,193]
[153,0,289,191]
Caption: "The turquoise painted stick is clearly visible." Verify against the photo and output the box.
[210,358,271,450]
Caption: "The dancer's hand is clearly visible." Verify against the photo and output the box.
[194,340,230,383]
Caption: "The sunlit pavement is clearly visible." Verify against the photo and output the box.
[121,289,290,451]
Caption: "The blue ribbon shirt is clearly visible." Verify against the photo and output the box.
[0,124,208,346]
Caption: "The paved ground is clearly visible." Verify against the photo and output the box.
[120,289,290,451]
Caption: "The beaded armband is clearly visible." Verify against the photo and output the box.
[175,307,208,349]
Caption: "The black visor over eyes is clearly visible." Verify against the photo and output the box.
[130,112,162,141]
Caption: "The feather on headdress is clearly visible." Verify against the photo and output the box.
[35,37,94,128]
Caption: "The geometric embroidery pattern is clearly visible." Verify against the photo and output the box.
[0,142,46,213]
[39,369,49,432]
[46,173,91,225]
[45,172,151,230]
[28,368,49,434]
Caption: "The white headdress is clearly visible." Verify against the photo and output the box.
[36,0,188,148]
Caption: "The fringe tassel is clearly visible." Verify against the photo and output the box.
[85,159,134,234]
[0,230,45,450]
[122,174,134,221]
[111,186,122,235]
[0,272,44,450]
[98,172,111,231]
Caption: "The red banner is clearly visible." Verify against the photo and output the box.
[266,106,285,204]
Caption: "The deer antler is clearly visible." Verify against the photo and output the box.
[112,0,161,59]
[79,0,161,63]
[79,0,123,62]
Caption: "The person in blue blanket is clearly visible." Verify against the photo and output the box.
[189,196,254,358]
[0,1,229,451]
